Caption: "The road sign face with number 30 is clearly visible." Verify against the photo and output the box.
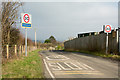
[21,13,32,28]
[104,25,112,33]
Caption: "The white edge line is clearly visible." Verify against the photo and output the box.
[43,59,56,80]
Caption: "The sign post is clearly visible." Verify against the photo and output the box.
[25,28,27,56]
[106,33,108,54]
[35,28,36,46]
[104,25,112,54]
[118,27,120,53]
[21,13,32,56]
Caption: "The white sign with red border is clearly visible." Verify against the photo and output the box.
[21,13,32,28]
[104,25,112,33]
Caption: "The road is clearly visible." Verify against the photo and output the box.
[39,50,118,80]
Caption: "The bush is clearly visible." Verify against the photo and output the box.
[44,39,51,43]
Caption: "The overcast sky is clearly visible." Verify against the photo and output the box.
[18,2,118,41]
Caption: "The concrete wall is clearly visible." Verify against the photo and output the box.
[64,30,118,54]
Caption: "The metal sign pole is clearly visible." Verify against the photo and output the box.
[25,28,27,56]
[118,27,120,53]
[106,33,108,54]
[35,28,36,46]
[21,13,31,56]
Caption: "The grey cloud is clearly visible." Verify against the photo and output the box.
[19,2,118,41]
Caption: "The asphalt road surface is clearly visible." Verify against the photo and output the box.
[40,50,118,80]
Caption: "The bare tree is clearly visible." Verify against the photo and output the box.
[1,2,21,58]
[0,2,2,77]
[2,2,21,45]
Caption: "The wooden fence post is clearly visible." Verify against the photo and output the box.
[24,45,25,55]
[21,46,22,55]
[22,45,23,55]
[15,45,17,56]
[28,46,29,52]
[6,45,9,59]
[19,45,21,56]
[29,46,31,52]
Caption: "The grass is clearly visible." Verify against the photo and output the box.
[64,50,120,61]
[2,49,44,79]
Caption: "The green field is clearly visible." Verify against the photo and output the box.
[2,49,44,79]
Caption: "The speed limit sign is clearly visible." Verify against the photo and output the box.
[104,25,112,33]
[103,25,112,54]
[21,13,32,56]
[21,13,32,28]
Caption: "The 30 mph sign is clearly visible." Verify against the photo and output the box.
[103,25,112,54]
[104,25,112,33]
[21,13,32,28]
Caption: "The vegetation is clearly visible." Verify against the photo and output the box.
[49,36,57,44]
[43,36,64,50]
[1,2,34,59]
[55,43,64,50]
[2,49,44,79]
[44,36,57,44]
[1,2,21,45]
[64,50,120,61]
[44,39,51,43]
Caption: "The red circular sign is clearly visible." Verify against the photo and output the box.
[23,14,30,23]
[105,25,111,32]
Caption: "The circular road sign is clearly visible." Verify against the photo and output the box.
[23,14,30,23]
[105,25,111,33]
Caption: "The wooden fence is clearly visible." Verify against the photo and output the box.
[4,45,37,59]
[64,29,118,54]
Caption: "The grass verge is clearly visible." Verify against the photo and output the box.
[2,49,44,79]
[64,50,120,61]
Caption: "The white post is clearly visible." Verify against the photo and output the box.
[15,45,17,56]
[119,28,120,53]
[117,29,118,43]
[106,33,108,54]
[7,45,9,59]
[25,28,27,56]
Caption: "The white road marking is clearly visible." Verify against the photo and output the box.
[49,63,62,71]
[59,55,69,59]
[82,63,94,70]
[43,59,56,80]
[77,62,89,70]
[46,55,69,60]
[45,54,95,76]
[78,62,94,70]
[64,62,82,70]
[46,61,95,71]
[46,56,50,60]
[57,62,71,70]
